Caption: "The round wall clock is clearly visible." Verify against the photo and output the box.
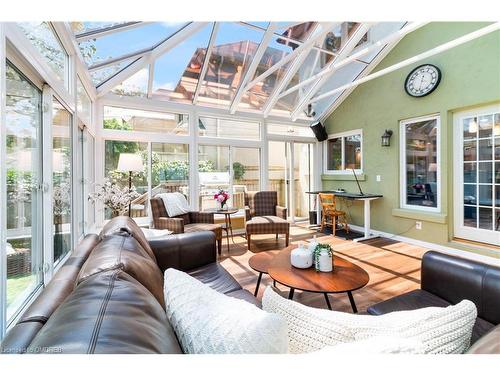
[404,64,441,97]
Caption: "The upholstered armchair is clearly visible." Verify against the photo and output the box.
[244,191,290,250]
[150,197,223,254]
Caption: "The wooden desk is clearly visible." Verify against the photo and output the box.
[306,191,383,242]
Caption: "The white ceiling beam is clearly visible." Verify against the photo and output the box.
[310,22,500,105]
[244,22,340,92]
[290,23,374,120]
[97,22,209,97]
[279,22,429,100]
[229,22,279,114]
[262,22,335,117]
[193,22,219,105]
[147,62,154,98]
[75,22,149,42]
[88,48,150,71]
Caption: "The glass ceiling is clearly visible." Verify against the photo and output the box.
[69,21,407,121]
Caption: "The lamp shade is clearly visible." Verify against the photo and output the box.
[117,153,144,172]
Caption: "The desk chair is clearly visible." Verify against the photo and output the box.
[318,193,349,236]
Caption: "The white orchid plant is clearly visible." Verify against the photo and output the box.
[88,177,140,217]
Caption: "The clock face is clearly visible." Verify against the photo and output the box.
[405,64,441,97]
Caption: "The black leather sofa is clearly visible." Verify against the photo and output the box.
[0,216,257,354]
[367,250,500,353]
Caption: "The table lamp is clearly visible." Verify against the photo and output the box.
[117,153,144,217]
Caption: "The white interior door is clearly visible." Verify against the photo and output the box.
[453,104,500,245]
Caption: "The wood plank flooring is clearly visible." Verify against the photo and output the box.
[218,225,427,313]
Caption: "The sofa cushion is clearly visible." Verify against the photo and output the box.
[187,263,242,295]
[185,223,221,237]
[78,233,165,308]
[366,289,493,344]
[263,286,477,354]
[164,269,288,354]
[467,325,500,354]
[28,270,181,354]
[99,216,156,260]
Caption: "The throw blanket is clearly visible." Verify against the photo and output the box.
[157,192,190,217]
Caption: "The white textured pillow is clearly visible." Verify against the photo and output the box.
[262,287,476,354]
[316,336,425,354]
[164,269,288,354]
[157,192,190,217]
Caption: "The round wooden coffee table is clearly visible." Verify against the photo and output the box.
[267,246,369,312]
[248,250,281,297]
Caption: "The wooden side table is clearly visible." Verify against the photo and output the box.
[248,250,280,296]
[204,208,238,252]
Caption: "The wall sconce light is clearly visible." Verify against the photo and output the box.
[381,129,393,147]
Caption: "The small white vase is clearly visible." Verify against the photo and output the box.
[317,250,333,272]
[291,244,313,269]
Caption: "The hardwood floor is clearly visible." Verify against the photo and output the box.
[218,225,427,313]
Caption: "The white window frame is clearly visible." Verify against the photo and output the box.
[323,129,363,174]
[399,113,441,213]
[453,104,500,245]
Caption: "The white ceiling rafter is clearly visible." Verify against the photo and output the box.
[290,22,374,121]
[193,22,219,105]
[147,61,154,98]
[262,22,337,118]
[278,22,428,100]
[229,22,279,114]
[75,22,149,42]
[309,22,500,106]
[88,48,150,71]
[96,22,209,97]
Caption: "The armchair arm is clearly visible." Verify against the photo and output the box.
[276,205,287,219]
[189,211,214,224]
[155,217,184,234]
[148,232,217,272]
[245,206,251,221]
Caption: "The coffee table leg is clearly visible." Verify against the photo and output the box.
[324,293,332,310]
[347,291,358,313]
[288,288,295,300]
[254,272,263,297]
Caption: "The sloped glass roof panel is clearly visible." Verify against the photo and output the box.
[111,66,149,97]
[90,58,138,86]
[196,22,265,109]
[151,23,214,104]
[78,22,188,65]
[354,22,406,63]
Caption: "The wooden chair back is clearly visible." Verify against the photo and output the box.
[318,193,338,214]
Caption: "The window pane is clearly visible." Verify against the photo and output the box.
[463,140,476,161]
[463,117,477,140]
[464,184,476,205]
[478,207,493,230]
[404,118,438,208]
[478,115,493,138]
[326,137,342,170]
[267,123,315,138]
[478,139,493,161]
[151,143,190,202]
[5,63,43,320]
[198,145,230,210]
[104,141,148,219]
[463,162,476,183]
[84,131,96,231]
[345,134,361,170]
[232,148,260,209]
[199,117,260,140]
[111,67,148,97]
[478,162,492,183]
[479,185,492,207]
[52,99,72,264]
[77,78,92,125]
[103,106,189,135]
[17,22,68,85]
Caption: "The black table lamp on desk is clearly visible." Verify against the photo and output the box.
[351,168,364,196]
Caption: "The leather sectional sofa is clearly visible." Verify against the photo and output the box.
[0,216,258,354]
[368,250,500,353]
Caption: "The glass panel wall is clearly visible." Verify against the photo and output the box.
[76,77,92,126]
[52,98,72,264]
[232,147,260,209]
[198,116,260,140]
[5,62,43,320]
[83,130,96,232]
[104,140,148,219]
[104,106,189,135]
[198,145,230,210]
[151,143,190,200]
[293,143,314,220]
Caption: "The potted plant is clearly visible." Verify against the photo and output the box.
[313,243,333,272]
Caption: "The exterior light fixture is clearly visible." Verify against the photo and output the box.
[381,129,393,147]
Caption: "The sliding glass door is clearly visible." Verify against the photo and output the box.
[268,140,314,222]
[5,62,43,321]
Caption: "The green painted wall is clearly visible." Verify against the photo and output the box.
[322,22,500,257]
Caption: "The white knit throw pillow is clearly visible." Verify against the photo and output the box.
[164,269,288,354]
[262,286,477,354]
[316,336,425,354]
